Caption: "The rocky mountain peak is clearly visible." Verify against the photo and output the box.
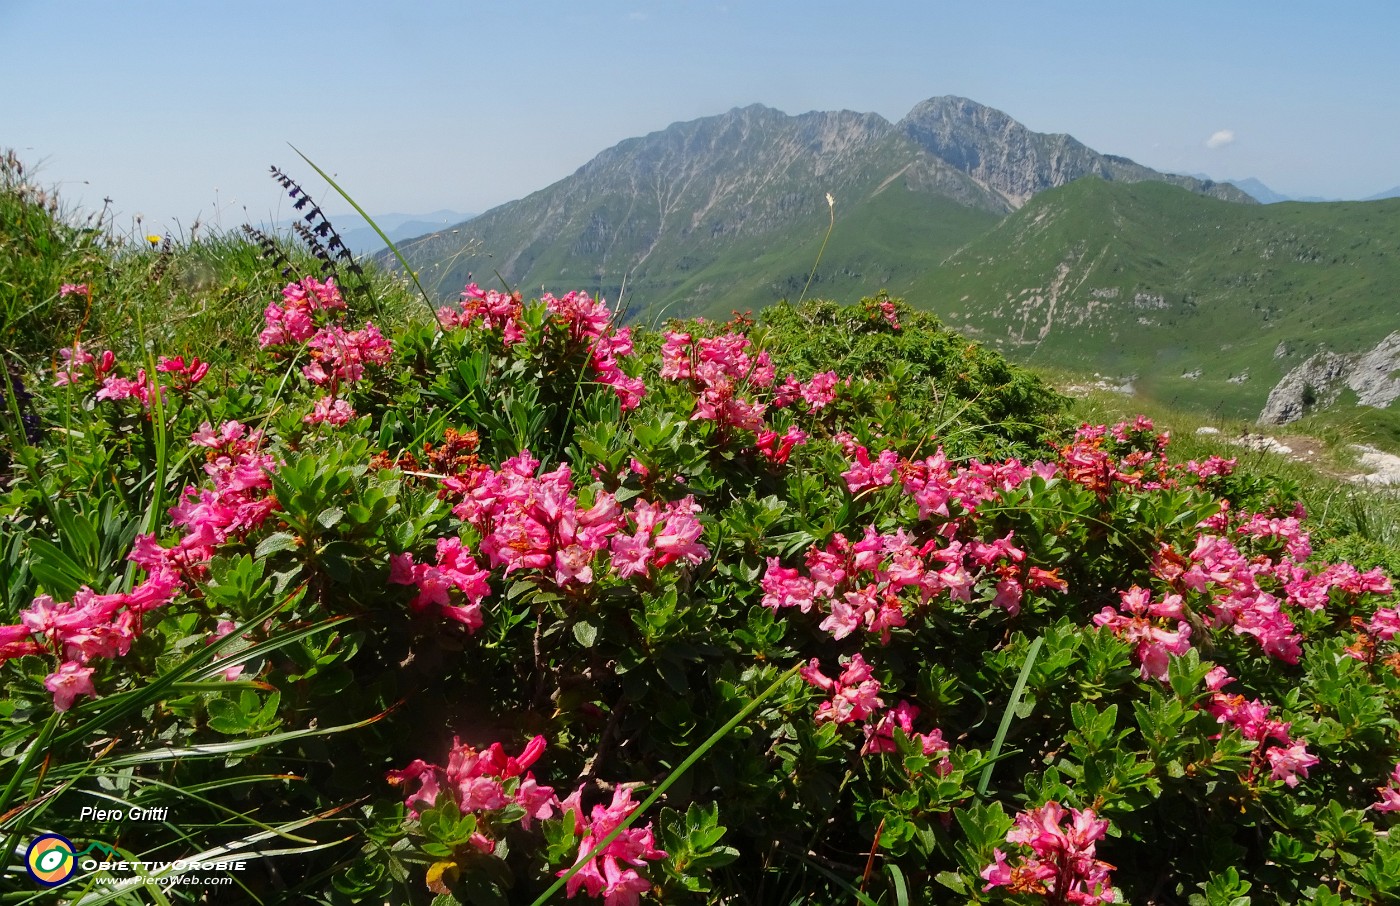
[897,95,1253,207]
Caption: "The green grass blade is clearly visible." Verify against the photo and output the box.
[529,662,804,906]
[289,146,440,327]
[977,635,1043,797]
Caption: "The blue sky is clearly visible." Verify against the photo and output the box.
[3,1,1397,233]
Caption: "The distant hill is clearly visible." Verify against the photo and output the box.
[1225,177,1293,204]
[1367,186,1400,202]
[271,210,476,255]
[917,178,1400,418]
[393,97,1252,321]
[336,210,476,255]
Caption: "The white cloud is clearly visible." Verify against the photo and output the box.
[1206,130,1236,150]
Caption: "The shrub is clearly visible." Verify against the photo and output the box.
[3,176,1400,905]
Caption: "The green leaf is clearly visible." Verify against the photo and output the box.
[316,506,346,529]
[934,870,968,894]
[573,620,599,648]
[255,532,300,558]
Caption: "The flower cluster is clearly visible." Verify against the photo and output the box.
[155,354,210,392]
[660,329,774,432]
[659,326,854,467]
[773,370,840,411]
[1204,667,1319,788]
[899,445,1054,520]
[389,537,491,630]
[754,425,807,465]
[1369,606,1400,641]
[841,444,900,495]
[1151,512,1392,665]
[860,294,902,331]
[1059,420,1173,497]
[52,342,113,387]
[437,283,524,344]
[877,297,901,330]
[169,421,279,572]
[258,277,390,426]
[1092,586,1193,681]
[439,285,645,410]
[982,801,1116,905]
[54,344,207,411]
[800,654,950,762]
[544,291,645,410]
[761,520,1060,642]
[388,735,558,850]
[302,322,393,387]
[441,450,707,591]
[4,580,177,710]
[5,418,279,711]
[609,497,708,579]
[258,276,347,347]
[558,784,667,906]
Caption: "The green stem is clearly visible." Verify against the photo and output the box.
[529,662,803,906]
[796,195,836,307]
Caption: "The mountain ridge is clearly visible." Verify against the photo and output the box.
[392,96,1253,318]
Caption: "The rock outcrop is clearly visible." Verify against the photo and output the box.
[1259,333,1400,424]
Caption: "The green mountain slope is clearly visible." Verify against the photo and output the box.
[393,97,1251,324]
[398,105,1005,320]
[918,178,1400,418]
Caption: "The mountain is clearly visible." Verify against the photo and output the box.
[335,210,476,254]
[1225,177,1292,204]
[272,210,476,255]
[916,178,1400,418]
[899,97,1249,208]
[1367,186,1400,201]
[393,97,1252,320]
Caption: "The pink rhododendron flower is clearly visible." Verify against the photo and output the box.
[863,699,951,767]
[0,623,40,664]
[388,537,491,630]
[1374,763,1400,812]
[1267,742,1320,788]
[1093,586,1194,681]
[259,277,344,347]
[156,354,210,390]
[842,445,899,494]
[983,802,1116,904]
[208,619,247,681]
[756,425,807,465]
[558,784,666,905]
[439,283,525,344]
[1370,608,1400,641]
[388,735,557,847]
[304,395,356,427]
[802,653,884,724]
[44,661,97,711]
[53,342,98,386]
[760,559,816,612]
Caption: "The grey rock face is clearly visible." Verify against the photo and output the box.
[1349,333,1400,408]
[1259,333,1400,424]
[897,97,1256,208]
